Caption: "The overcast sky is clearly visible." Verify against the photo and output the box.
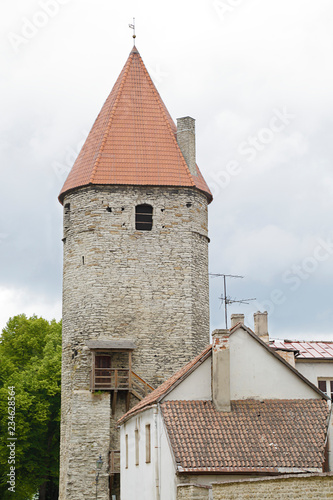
[1,0,333,339]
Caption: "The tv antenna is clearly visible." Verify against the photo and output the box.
[209,273,256,329]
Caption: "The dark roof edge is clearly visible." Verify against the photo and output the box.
[296,358,333,362]
[117,404,158,425]
[177,467,323,475]
[156,348,212,403]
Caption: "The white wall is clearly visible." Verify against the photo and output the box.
[120,407,177,500]
[159,411,178,500]
[296,361,333,387]
[230,328,323,400]
[120,408,156,500]
[164,357,211,401]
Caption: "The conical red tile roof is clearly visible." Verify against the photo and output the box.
[59,46,212,203]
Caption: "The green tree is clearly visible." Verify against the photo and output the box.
[0,315,62,500]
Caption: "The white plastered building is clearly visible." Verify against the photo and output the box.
[118,320,332,500]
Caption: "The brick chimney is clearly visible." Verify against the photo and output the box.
[275,349,296,368]
[176,116,197,176]
[254,311,269,343]
[212,329,231,412]
[231,313,245,328]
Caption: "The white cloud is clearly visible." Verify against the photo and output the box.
[0,286,62,333]
[1,0,333,337]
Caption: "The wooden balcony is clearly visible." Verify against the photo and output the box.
[91,366,154,413]
[94,368,130,390]
[92,368,153,395]
[87,343,154,412]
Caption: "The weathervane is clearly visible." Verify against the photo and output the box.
[209,273,256,329]
[129,18,136,43]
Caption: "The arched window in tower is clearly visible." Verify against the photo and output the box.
[135,204,153,231]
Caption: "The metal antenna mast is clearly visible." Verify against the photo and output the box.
[128,18,136,43]
[209,273,256,329]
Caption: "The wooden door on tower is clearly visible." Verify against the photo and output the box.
[95,355,111,388]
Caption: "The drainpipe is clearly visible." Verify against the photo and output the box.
[325,399,333,472]
[154,406,160,500]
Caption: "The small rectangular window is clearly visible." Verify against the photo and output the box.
[145,424,151,463]
[318,379,333,399]
[125,434,128,469]
[135,429,139,466]
[318,380,326,393]
[135,204,153,231]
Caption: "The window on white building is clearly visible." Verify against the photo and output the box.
[125,434,128,469]
[145,424,151,463]
[318,379,333,399]
[135,429,139,466]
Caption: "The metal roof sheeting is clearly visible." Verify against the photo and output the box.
[271,340,333,359]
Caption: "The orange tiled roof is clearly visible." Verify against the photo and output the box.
[162,399,329,473]
[59,46,212,203]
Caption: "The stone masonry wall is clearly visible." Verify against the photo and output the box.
[59,185,210,499]
[177,484,210,500]
[59,388,111,500]
[212,474,333,500]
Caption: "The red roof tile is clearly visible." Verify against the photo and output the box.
[59,46,212,203]
[270,340,333,359]
[161,399,329,473]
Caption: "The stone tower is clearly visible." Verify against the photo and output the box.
[58,46,212,499]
